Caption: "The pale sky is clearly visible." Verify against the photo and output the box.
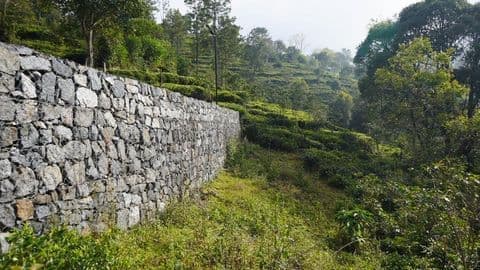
[161,0,480,54]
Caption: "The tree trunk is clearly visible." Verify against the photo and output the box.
[0,0,10,40]
[195,29,199,77]
[467,85,476,119]
[88,29,94,67]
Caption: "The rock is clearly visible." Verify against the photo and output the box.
[89,125,98,140]
[87,69,101,91]
[0,205,15,228]
[76,87,98,108]
[16,101,38,123]
[19,73,37,98]
[74,108,94,127]
[39,165,62,191]
[97,154,109,176]
[52,59,73,78]
[73,127,89,140]
[63,141,86,160]
[116,140,126,161]
[77,184,90,197]
[21,56,51,71]
[58,78,75,104]
[0,127,17,147]
[126,84,139,94]
[54,125,73,141]
[20,124,39,148]
[27,153,43,171]
[36,205,50,219]
[129,206,140,228]
[60,107,73,127]
[0,97,16,121]
[13,167,37,197]
[34,194,52,205]
[0,46,20,75]
[98,92,111,109]
[0,73,14,93]
[0,233,10,253]
[40,72,56,103]
[0,180,15,203]
[74,74,88,87]
[116,209,129,230]
[112,98,124,111]
[65,161,86,185]
[0,160,12,179]
[46,144,65,163]
[111,160,121,176]
[39,129,53,145]
[101,127,115,145]
[40,104,61,121]
[15,46,33,55]
[10,149,27,167]
[112,80,125,98]
[16,199,34,221]
[104,112,117,128]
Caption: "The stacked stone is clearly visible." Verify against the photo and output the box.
[0,42,240,233]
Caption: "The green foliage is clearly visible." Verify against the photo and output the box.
[0,225,124,269]
[244,123,308,152]
[162,83,212,101]
[446,114,480,172]
[215,90,244,104]
[217,102,247,116]
[110,69,216,101]
[356,160,480,269]
[329,91,354,128]
[335,208,374,252]
[371,38,468,162]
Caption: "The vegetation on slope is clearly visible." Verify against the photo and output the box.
[2,0,480,269]
[1,144,380,270]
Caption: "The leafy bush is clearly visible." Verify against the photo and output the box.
[265,113,298,128]
[244,123,310,152]
[162,83,212,101]
[218,102,248,117]
[0,225,124,270]
[215,91,244,104]
[160,72,210,89]
[335,208,374,252]
[304,148,342,176]
[356,160,480,269]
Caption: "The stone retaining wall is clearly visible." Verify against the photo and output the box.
[0,42,240,233]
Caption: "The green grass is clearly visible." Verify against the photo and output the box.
[114,146,381,269]
[1,144,382,269]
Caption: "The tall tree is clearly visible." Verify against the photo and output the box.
[54,0,154,66]
[329,91,354,128]
[162,9,188,56]
[371,38,468,160]
[184,0,206,76]
[395,0,470,53]
[244,27,273,74]
[217,16,241,87]
[457,3,480,118]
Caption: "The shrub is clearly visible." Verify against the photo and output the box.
[244,124,309,152]
[0,225,124,269]
[162,83,212,101]
[218,102,247,117]
[335,208,374,253]
[265,113,297,128]
[215,91,244,104]
[303,148,343,177]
